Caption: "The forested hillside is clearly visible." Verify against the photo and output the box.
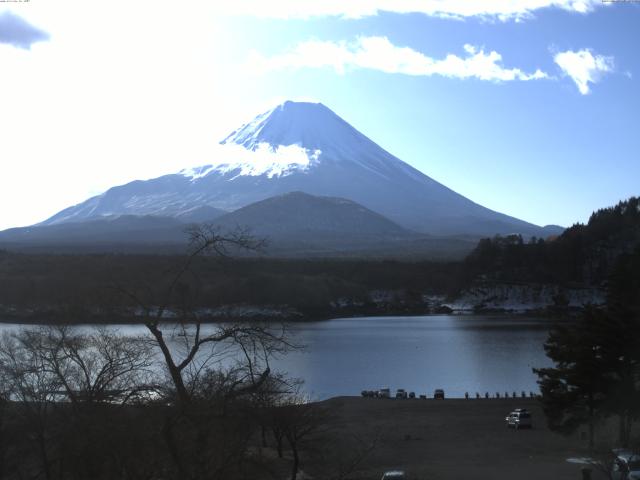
[463,197,640,287]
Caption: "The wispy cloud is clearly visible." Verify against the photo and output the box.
[182,143,321,180]
[0,11,49,50]
[248,37,549,83]
[221,0,602,21]
[553,49,614,94]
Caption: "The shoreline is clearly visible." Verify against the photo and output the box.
[0,308,569,326]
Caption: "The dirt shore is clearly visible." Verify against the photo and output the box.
[314,396,595,480]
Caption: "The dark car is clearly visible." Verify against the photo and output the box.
[434,389,445,399]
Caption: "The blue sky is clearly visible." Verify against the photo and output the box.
[0,1,638,230]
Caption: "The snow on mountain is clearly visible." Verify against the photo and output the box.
[222,101,354,151]
[180,143,321,180]
[38,100,559,237]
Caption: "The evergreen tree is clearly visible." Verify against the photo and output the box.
[534,307,610,447]
[535,247,640,448]
[600,247,640,447]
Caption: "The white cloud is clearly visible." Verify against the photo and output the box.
[220,0,602,21]
[553,49,614,94]
[182,143,321,180]
[0,11,49,49]
[248,36,549,82]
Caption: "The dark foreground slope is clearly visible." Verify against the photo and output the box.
[315,397,595,480]
[0,395,598,480]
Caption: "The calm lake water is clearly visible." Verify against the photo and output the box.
[0,315,554,400]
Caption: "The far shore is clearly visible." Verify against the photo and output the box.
[0,308,572,326]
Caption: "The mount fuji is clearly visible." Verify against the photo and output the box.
[26,101,560,241]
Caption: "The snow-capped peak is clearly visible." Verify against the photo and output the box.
[221,100,362,153]
[179,101,348,181]
[180,100,409,182]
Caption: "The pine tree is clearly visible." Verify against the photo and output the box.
[534,307,610,447]
[600,247,640,447]
[534,247,640,448]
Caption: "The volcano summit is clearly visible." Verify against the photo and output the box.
[40,101,558,238]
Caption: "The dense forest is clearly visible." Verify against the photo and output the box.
[0,197,638,322]
[462,197,640,287]
[0,252,462,323]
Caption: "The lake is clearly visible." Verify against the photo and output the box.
[0,315,554,400]
[278,315,553,399]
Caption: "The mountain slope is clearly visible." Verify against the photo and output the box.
[0,215,187,246]
[209,192,475,258]
[213,191,411,239]
[40,100,559,237]
[1,193,477,258]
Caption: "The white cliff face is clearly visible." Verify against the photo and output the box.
[445,283,606,313]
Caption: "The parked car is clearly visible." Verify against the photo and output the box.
[395,389,408,399]
[612,449,640,480]
[408,391,415,399]
[381,470,406,479]
[434,389,445,399]
[505,408,532,429]
[379,388,391,399]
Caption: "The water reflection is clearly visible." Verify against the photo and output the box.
[277,315,553,399]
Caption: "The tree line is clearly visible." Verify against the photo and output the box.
[464,197,640,287]
[0,250,462,324]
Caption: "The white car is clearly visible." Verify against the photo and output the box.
[505,408,532,429]
[381,471,406,480]
[379,388,391,399]
[612,450,640,479]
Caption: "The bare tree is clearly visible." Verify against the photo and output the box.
[0,226,304,480]
[0,326,160,480]
[117,225,296,407]
[0,329,65,480]
[34,326,156,405]
[264,387,330,480]
[0,390,6,479]
[111,225,305,479]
